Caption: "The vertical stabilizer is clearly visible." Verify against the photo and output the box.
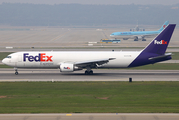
[158,21,169,31]
[129,24,176,67]
[143,24,175,55]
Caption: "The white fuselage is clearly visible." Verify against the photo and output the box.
[2,51,141,69]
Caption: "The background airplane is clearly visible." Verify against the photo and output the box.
[110,21,169,41]
[2,24,175,75]
[130,21,145,32]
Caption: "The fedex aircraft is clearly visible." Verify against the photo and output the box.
[110,21,169,41]
[2,24,176,75]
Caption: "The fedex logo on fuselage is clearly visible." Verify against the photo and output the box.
[154,40,167,45]
[23,53,53,62]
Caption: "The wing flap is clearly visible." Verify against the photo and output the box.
[75,58,115,68]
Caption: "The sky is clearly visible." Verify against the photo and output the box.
[0,0,179,5]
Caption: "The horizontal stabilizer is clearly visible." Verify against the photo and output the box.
[149,53,172,61]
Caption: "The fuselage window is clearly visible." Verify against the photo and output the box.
[6,56,11,58]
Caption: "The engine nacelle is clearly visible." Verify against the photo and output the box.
[60,63,74,72]
[60,63,83,72]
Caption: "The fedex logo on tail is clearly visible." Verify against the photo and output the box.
[154,40,167,45]
[23,53,53,62]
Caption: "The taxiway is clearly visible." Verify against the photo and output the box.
[0,69,179,82]
[0,113,179,120]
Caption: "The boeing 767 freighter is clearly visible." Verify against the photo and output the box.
[110,21,169,41]
[2,24,176,75]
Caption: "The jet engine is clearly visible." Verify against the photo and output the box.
[60,63,82,72]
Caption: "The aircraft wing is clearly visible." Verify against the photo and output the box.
[75,58,115,68]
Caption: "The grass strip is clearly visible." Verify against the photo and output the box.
[0,64,12,68]
[128,63,179,70]
[0,81,179,113]
[172,52,179,59]
[0,52,13,60]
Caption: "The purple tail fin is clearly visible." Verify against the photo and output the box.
[142,24,176,55]
[129,24,176,67]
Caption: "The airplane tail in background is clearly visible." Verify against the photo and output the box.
[129,24,176,67]
[158,21,169,31]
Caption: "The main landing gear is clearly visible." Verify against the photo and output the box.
[85,67,93,75]
[14,68,18,75]
[85,70,93,75]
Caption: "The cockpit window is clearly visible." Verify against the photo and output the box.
[6,56,11,58]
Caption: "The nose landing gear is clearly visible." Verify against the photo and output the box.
[14,68,18,75]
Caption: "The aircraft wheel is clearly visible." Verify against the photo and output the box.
[89,70,93,75]
[15,71,18,75]
[85,71,88,75]
[134,39,138,41]
[85,70,93,75]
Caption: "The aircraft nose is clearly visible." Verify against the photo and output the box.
[110,34,114,37]
[2,58,6,64]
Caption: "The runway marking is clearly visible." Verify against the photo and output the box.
[101,31,109,39]
[0,79,29,81]
[50,31,70,42]
[66,114,72,116]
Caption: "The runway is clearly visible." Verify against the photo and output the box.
[0,113,179,120]
[1,69,179,82]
